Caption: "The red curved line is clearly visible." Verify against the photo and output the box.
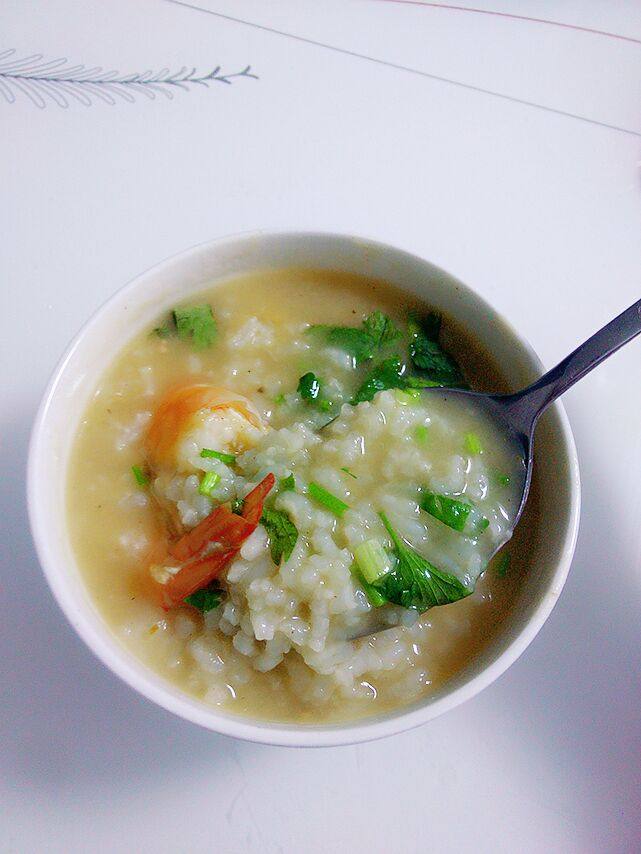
[371,0,641,46]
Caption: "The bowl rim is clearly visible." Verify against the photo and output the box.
[27,229,581,747]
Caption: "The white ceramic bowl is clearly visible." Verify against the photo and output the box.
[28,231,580,747]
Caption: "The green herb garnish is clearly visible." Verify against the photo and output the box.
[184,582,223,612]
[309,310,401,366]
[298,372,321,401]
[362,310,402,348]
[464,432,483,455]
[352,357,438,404]
[496,473,511,486]
[198,471,220,496]
[231,497,244,514]
[352,356,406,403]
[273,393,286,405]
[279,473,296,492]
[308,482,350,517]
[153,322,173,338]
[354,539,393,584]
[200,448,236,465]
[409,310,441,342]
[261,507,298,565]
[408,312,466,387]
[350,564,388,608]
[420,491,472,532]
[173,304,217,350]
[341,467,358,479]
[297,372,334,412]
[378,512,471,610]
[131,465,149,487]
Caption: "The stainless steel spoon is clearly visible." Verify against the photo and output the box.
[350,296,641,640]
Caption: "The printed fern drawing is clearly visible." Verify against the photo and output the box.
[0,49,258,108]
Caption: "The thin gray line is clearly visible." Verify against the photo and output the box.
[164,0,641,138]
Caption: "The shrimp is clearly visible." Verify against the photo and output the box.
[145,383,268,473]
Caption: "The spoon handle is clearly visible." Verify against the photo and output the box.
[502,297,641,434]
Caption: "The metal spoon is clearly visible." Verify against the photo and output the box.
[350,296,641,640]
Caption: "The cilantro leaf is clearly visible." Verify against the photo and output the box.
[297,372,334,413]
[321,327,377,364]
[298,372,321,401]
[309,311,400,366]
[411,338,465,385]
[184,582,223,612]
[231,497,244,514]
[408,311,441,342]
[420,491,472,532]
[408,312,466,387]
[362,310,402,349]
[153,321,174,338]
[279,473,296,492]
[378,512,471,610]
[352,357,440,404]
[261,507,298,565]
[352,356,406,403]
[173,304,217,350]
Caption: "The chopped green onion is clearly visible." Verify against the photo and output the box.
[464,432,483,455]
[308,482,349,517]
[341,466,358,479]
[350,564,388,608]
[200,448,236,465]
[279,473,296,492]
[131,465,149,487]
[273,393,286,405]
[496,552,511,578]
[476,516,490,533]
[414,425,429,444]
[198,471,220,497]
[496,473,511,486]
[354,539,393,584]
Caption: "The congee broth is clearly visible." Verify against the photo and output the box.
[68,269,533,723]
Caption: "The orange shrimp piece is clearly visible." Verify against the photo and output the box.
[145,384,265,470]
[161,550,237,610]
[156,473,276,610]
[170,504,254,562]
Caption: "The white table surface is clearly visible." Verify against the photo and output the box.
[2,2,640,852]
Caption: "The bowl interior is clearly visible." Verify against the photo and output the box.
[29,232,579,746]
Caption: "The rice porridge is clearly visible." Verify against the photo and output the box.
[67,269,536,723]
